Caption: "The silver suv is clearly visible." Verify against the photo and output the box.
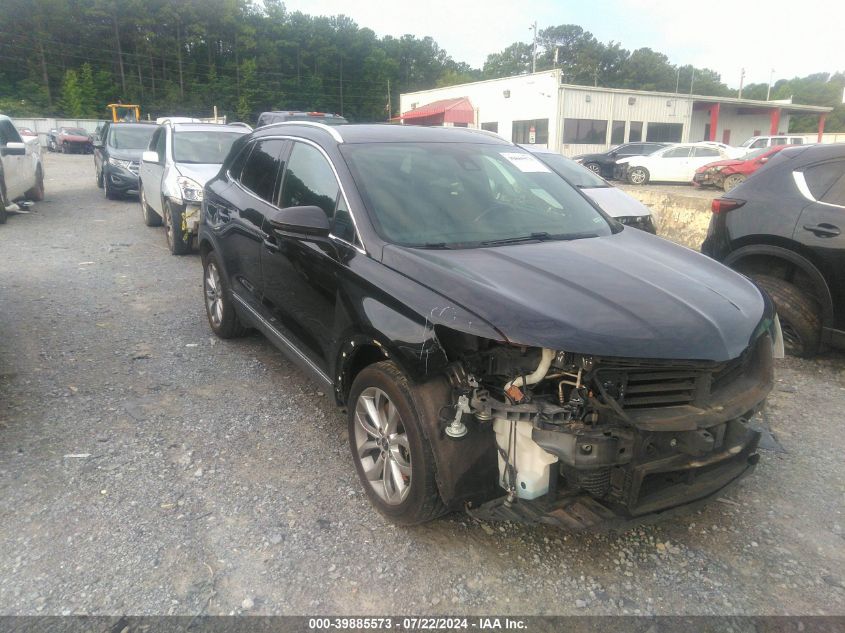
[138,122,251,254]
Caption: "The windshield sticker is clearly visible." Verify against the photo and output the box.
[500,152,551,173]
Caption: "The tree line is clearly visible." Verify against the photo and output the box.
[0,0,842,132]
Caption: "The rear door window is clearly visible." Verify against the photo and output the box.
[693,147,721,157]
[239,139,287,203]
[663,147,692,158]
[803,160,845,200]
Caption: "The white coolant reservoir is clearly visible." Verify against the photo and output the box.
[493,418,559,500]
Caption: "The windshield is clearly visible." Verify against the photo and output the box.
[109,126,155,150]
[532,151,608,188]
[63,128,88,136]
[341,142,613,248]
[173,131,244,164]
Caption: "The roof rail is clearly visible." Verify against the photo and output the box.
[227,122,253,130]
[271,121,344,143]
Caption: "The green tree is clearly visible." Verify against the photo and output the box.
[60,70,84,117]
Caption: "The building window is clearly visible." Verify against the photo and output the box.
[481,122,498,133]
[611,121,625,145]
[629,121,643,142]
[512,119,549,144]
[646,122,683,142]
[563,118,608,144]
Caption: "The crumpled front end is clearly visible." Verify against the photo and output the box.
[440,327,776,529]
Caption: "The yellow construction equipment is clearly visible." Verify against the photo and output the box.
[107,103,141,123]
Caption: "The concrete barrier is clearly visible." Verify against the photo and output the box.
[619,185,717,250]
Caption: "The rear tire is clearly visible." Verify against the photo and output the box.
[348,361,446,525]
[723,173,746,191]
[753,274,821,357]
[202,250,247,339]
[628,166,650,185]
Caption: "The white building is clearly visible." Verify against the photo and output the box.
[399,70,831,156]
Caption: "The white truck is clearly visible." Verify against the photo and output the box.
[0,114,45,224]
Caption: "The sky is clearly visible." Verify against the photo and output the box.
[280,0,844,89]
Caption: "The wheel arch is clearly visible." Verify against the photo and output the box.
[724,242,834,326]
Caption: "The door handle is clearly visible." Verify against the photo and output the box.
[803,223,841,237]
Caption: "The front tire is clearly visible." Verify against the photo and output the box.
[753,275,821,357]
[202,251,247,339]
[164,199,190,255]
[723,173,746,191]
[628,166,650,185]
[140,186,161,227]
[0,172,8,225]
[348,361,446,525]
[25,165,45,201]
[96,167,104,189]
[584,162,601,175]
[104,170,119,200]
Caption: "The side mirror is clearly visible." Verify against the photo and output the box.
[0,142,26,156]
[268,205,330,237]
[141,150,160,164]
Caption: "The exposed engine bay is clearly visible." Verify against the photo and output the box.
[435,333,775,529]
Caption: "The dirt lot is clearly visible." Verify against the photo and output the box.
[1,154,844,616]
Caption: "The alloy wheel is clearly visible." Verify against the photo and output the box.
[353,387,412,505]
[204,261,224,327]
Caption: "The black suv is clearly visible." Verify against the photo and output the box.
[257,111,348,127]
[93,122,157,199]
[199,123,780,528]
[573,142,668,179]
[703,143,845,357]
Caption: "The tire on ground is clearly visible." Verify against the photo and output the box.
[202,250,247,339]
[628,166,650,185]
[723,173,746,191]
[754,274,821,357]
[165,200,190,255]
[25,166,45,201]
[140,186,162,227]
[347,360,447,525]
[0,172,8,225]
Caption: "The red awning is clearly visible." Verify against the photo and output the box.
[396,97,475,125]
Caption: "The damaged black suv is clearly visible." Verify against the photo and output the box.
[199,124,783,528]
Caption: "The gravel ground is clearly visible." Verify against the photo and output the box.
[1,154,844,617]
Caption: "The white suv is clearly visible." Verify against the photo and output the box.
[138,121,251,254]
[740,135,804,150]
[0,114,45,224]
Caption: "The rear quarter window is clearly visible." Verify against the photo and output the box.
[803,160,845,200]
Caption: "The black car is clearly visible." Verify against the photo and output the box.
[703,143,845,357]
[199,123,781,528]
[93,122,156,199]
[574,142,668,179]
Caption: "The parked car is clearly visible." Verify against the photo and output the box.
[138,121,251,254]
[256,111,348,127]
[46,129,60,152]
[17,127,37,141]
[694,145,788,191]
[617,143,729,185]
[0,114,45,224]
[740,135,804,150]
[55,126,93,154]
[572,142,668,179]
[93,121,156,199]
[698,141,746,159]
[526,146,657,233]
[199,123,782,528]
[703,143,845,357]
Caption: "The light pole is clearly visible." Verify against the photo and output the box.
[766,68,775,101]
[529,21,537,74]
[738,68,746,99]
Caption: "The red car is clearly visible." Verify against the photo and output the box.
[55,127,93,154]
[693,145,787,191]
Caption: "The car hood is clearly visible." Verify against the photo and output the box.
[108,148,144,161]
[175,163,222,186]
[580,186,653,219]
[382,230,766,361]
[697,158,743,172]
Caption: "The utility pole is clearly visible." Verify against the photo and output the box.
[766,68,775,101]
[689,68,695,96]
[386,78,391,122]
[529,21,537,74]
[339,54,344,116]
[738,68,746,99]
